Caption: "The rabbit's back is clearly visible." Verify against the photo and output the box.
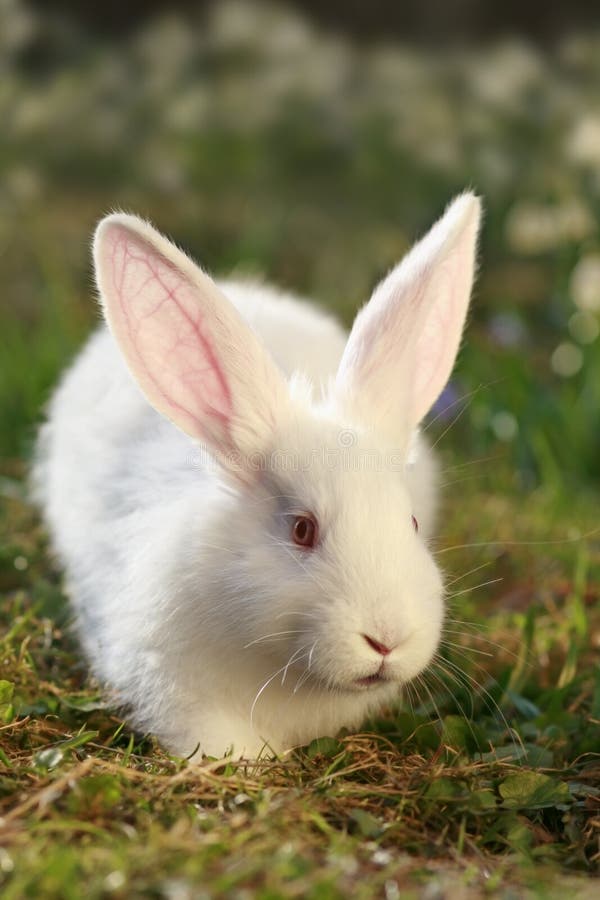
[223,280,347,382]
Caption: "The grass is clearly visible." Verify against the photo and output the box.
[1,1,600,896]
[1,452,598,897]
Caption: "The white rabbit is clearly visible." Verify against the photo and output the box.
[34,193,481,758]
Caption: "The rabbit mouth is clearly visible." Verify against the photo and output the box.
[353,672,390,689]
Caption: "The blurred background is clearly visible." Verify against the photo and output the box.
[1,0,600,498]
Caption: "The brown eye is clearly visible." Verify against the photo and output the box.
[412,515,419,532]
[291,514,318,549]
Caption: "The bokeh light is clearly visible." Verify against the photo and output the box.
[0,0,599,487]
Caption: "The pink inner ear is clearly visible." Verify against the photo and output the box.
[412,252,461,418]
[335,194,479,432]
[105,224,233,442]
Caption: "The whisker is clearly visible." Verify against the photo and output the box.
[292,638,320,694]
[446,577,504,600]
[249,649,310,726]
[243,630,305,649]
[423,378,506,436]
[437,652,518,732]
[439,472,493,489]
[441,627,528,666]
[425,664,477,729]
[434,655,523,756]
[403,681,417,718]
[274,610,320,621]
[441,639,493,658]
[442,616,491,629]
[439,454,503,475]
[308,639,318,670]
[444,561,493,587]
[294,666,312,694]
[413,673,445,731]
[250,666,289,727]
[281,644,311,686]
[428,402,472,451]
[436,527,600,554]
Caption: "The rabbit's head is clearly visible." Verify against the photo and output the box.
[94,195,480,705]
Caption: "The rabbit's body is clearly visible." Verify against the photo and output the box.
[36,195,480,758]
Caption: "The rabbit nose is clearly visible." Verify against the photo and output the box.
[362,634,393,656]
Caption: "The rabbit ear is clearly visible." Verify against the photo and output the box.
[94,214,287,482]
[334,193,481,439]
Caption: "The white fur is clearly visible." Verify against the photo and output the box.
[34,194,481,758]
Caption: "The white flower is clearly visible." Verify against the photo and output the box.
[570,255,600,312]
[565,115,600,167]
[551,342,584,377]
[506,202,595,254]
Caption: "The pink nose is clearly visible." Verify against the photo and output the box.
[363,634,393,656]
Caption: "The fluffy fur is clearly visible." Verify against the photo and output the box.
[34,194,481,758]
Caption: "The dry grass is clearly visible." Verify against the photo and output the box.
[1,459,599,898]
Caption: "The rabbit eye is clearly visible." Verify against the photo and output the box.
[411,515,419,532]
[291,514,318,549]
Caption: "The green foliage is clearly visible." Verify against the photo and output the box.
[499,772,572,810]
[1,3,600,487]
[1,462,598,896]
